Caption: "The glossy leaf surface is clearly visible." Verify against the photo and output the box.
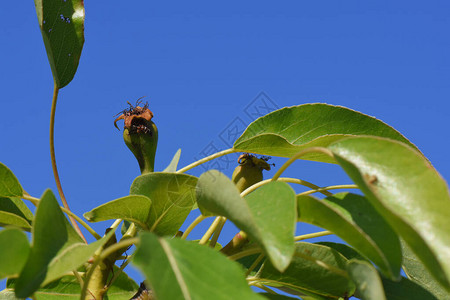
[0,228,30,279]
[34,0,85,88]
[0,163,23,197]
[130,172,197,236]
[297,193,401,279]
[196,170,296,272]
[84,195,152,229]
[347,259,386,300]
[234,104,417,163]
[258,242,355,299]
[133,232,264,300]
[329,137,450,290]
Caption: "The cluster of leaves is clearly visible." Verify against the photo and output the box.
[2,103,450,299]
[1,0,450,299]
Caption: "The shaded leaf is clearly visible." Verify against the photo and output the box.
[401,240,450,299]
[196,170,296,272]
[84,195,152,229]
[347,259,386,300]
[234,104,417,163]
[381,276,438,300]
[132,232,264,300]
[329,137,450,290]
[0,163,23,197]
[297,193,401,279]
[130,172,197,236]
[0,212,32,231]
[0,197,33,230]
[34,0,85,88]
[315,242,368,262]
[258,242,355,299]
[15,190,82,297]
[163,149,181,172]
[0,228,30,279]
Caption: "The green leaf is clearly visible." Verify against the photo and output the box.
[297,193,401,279]
[258,242,355,299]
[15,189,82,298]
[163,149,181,172]
[0,197,33,230]
[0,228,30,279]
[84,195,152,229]
[130,172,197,236]
[34,0,85,88]
[347,259,386,300]
[196,170,296,272]
[329,136,450,290]
[43,230,115,286]
[315,242,368,262]
[401,240,450,299]
[259,294,300,300]
[233,104,418,163]
[6,267,138,299]
[0,163,23,197]
[381,276,438,300]
[132,232,265,300]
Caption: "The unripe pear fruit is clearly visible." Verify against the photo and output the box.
[114,100,158,174]
[232,153,271,193]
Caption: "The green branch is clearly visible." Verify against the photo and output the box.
[176,148,237,174]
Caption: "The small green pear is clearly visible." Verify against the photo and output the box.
[115,101,158,174]
[232,153,271,193]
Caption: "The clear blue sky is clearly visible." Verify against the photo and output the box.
[1,0,449,292]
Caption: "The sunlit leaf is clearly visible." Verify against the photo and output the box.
[0,228,30,279]
[163,149,181,172]
[329,136,450,291]
[34,0,85,88]
[130,172,197,236]
[347,259,386,300]
[234,104,418,163]
[0,163,23,198]
[297,193,401,279]
[258,242,355,299]
[133,232,264,300]
[84,195,152,229]
[196,170,296,272]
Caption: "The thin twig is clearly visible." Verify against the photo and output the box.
[49,83,86,243]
